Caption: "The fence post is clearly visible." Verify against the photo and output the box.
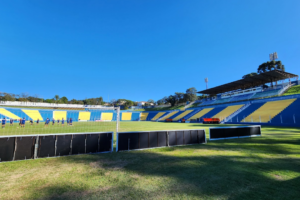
[167,131,169,147]
[128,138,130,151]
[269,115,271,123]
[280,115,283,124]
[34,136,39,159]
[259,116,261,123]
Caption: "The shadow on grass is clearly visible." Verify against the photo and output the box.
[28,137,300,200]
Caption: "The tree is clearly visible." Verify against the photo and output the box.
[44,99,54,103]
[110,99,117,106]
[54,95,60,103]
[147,99,155,104]
[157,99,164,105]
[60,96,68,104]
[258,60,285,74]
[3,93,15,101]
[185,87,197,102]
[96,97,103,105]
[174,92,185,104]
[70,99,78,104]
[166,95,176,107]
[242,72,258,79]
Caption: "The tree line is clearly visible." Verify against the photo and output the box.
[0,87,202,108]
[156,87,202,107]
[0,92,105,106]
[243,60,285,79]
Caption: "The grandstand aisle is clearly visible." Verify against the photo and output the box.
[140,113,149,121]
[201,107,226,119]
[158,111,179,121]
[187,108,214,121]
[172,110,194,121]
[212,104,244,121]
[229,103,264,123]
[151,112,166,121]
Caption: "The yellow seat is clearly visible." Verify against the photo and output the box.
[212,105,244,121]
[122,113,132,120]
[159,111,179,121]
[79,112,91,121]
[54,111,67,120]
[102,113,113,121]
[187,108,214,121]
[243,99,296,122]
[0,108,20,119]
[172,110,194,121]
[151,112,166,121]
[140,113,149,121]
[22,109,43,121]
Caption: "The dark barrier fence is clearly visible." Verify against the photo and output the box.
[116,129,206,152]
[0,132,113,163]
[209,125,261,140]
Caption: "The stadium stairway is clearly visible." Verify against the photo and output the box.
[168,111,184,120]
[212,104,245,121]
[200,107,227,119]
[172,110,194,121]
[229,103,265,123]
[151,112,166,121]
[183,109,201,120]
[0,108,22,120]
[222,103,250,123]
[22,109,44,121]
[271,98,300,125]
[146,112,159,121]
[158,111,179,121]
[242,99,296,123]
[187,108,214,121]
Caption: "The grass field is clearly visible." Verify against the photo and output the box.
[0,122,299,199]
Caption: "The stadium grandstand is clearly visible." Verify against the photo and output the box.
[1,70,300,131]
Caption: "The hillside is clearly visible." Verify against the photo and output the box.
[283,85,300,96]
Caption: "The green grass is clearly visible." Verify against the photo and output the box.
[133,105,184,111]
[0,122,300,199]
[283,85,300,96]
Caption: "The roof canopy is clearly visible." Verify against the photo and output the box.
[198,70,298,95]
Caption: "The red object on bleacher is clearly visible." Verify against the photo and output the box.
[203,118,220,124]
[166,119,173,122]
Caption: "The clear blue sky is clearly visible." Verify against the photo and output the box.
[0,0,299,102]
